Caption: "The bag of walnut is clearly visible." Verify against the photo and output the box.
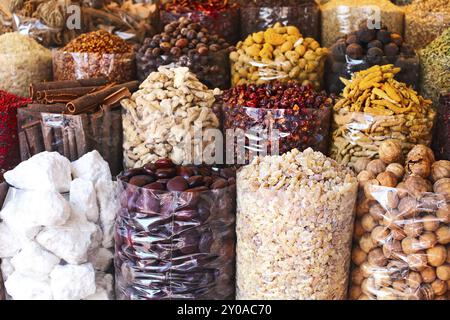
[349,141,450,300]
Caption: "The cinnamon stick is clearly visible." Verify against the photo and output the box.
[30,78,108,99]
[37,86,103,104]
[27,103,68,113]
[67,127,78,161]
[66,81,138,115]
[24,124,45,156]
[62,129,70,158]
[102,87,131,108]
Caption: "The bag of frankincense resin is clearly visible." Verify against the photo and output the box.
[349,142,450,300]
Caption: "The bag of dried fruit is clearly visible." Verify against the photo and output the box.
[330,64,436,172]
[325,21,419,94]
[321,0,404,48]
[230,22,327,90]
[236,148,358,300]
[116,160,236,300]
[433,93,450,162]
[349,141,450,300]
[53,30,136,84]
[222,81,336,165]
[238,0,320,41]
[160,0,240,44]
[404,0,450,50]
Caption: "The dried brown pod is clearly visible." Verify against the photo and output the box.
[431,161,450,182]
[379,139,403,164]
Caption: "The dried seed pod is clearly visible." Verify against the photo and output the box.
[379,140,403,164]
[431,161,450,182]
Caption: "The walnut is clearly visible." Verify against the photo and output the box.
[367,248,388,267]
[369,203,385,221]
[366,159,386,176]
[422,215,440,232]
[433,178,450,200]
[386,163,404,179]
[427,245,447,267]
[379,139,403,164]
[354,157,371,174]
[404,175,432,198]
[404,220,424,238]
[402,237,421,254]
[396,182,409,198]
[407,251,428,271]
[431,279,447,296]
[357,170,375,186]
[382,240,402,259]
[436,204,450,224]
[407,271,423,289]
[351,267,365,285]
[398,196,419,219]
[436,226,450,245]
[421,267,437,283]
[376,171,398,187]
[431,161,450,182]
[406,145,435,178]
[436,265,450,281]
[359,233,376,253]
[371,225,390,244]
[364,179,380,200]
[418,232,437,250]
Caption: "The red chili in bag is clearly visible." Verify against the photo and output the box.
[0,90,31,171]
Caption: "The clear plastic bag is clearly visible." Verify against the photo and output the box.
[433,93,450,161]
[321,0,404,47]
[115,176,236,300]
[222,104,331,165]
[325,54,420,94]
[239,1,320,41]
[0,182,8,301]
[330,111,436,170]
[17,108,123,176]
[236,151,358,299]
[52,51,136,84]
[136,50,230,89]
[81,0,160,44]
[350,186,450,300]
[160,4,240,44]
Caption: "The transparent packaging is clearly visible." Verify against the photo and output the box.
[160,5,240,44]
[321,0,404,47]
[136,50,230,90]
[433,93,450,161]
[350,186,450,300]
[239,1,320,41]
[52,51,136,84]
[236,167,358,299]
[0,182,8,301]
[17,108,123,176]
[222,104,331,165]
[330,111,436,170]
[115,178,236,300]
[325,54,420,94]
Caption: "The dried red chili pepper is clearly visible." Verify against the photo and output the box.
[0,90,31,171]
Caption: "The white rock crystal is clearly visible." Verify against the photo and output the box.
[4,151,71,192]
[0,150,116,300]
[50,264,96,300]
[5,272,53,300]
[11,243,60,279]
[70,178,99,223]
[71,151,112,184]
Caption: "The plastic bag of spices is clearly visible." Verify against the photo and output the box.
[230,23,327,90]
[136,17,233,89]
[238,0,320,41]
[115,160,236,300]
[404,0,450,50]
[222,81,335,166]
[325,21,419,94]
[236,148,358,300]
[53,30,136,84]
[349,143,450,300]
[330,65,436,171]
[160,0,240,44]
[321,0,404,48]
[0,181,8,301]
[433,93,450,162]
[81,0,160,44]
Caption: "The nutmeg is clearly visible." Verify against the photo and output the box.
[366,159,386,176]
[386,163,404,180]
[354,157,371,174]
[433,178,450,199]
[377,171,398,187]
[431,161,450,182]
[379,140,403,164]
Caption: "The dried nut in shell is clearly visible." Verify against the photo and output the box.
[366,159,387,177]
[386,163,405,179]
[407,251,428,271]
[404,220,423,238]
[391,227,407,241]
[418,232,438,250]
[396,182,409,198]
[361,214,377,232]
[436,265,450,281]
[352,245,368,266]
[354,157,371,174]
[407,271,423,289]
[431,161,450,182]
[379,140,403,164]
[360,233,376,253]
[407,144,436,165]
[371,225,390,245]
[421,267,437,283]
[386,189,399,209]
[364,179,380,200]
[377,171,398,187]
[369,203,385,221]
[356,198,371,217]
[427,245,447,267]
[382,240,402,259]
[433,178,450,199]
[436,226,450,244]
[398,197,419,219]
[431,279,448,296]
[422,215,440,232]
[368,248,388,267]
[357,170,375,185]
[354,219,365,240]
[351,267,365,285]
[436,204,450,224]
[402,237,421,254]
[405,175,432,198]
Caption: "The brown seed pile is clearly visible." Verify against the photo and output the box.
[62,30,133,54]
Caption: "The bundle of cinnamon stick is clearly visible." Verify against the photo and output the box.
[19,78,138,175]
